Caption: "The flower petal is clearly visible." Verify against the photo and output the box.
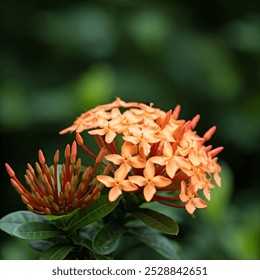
[175,156,191,171]
[143,160,155,179]
[179,181,189,202]
[150,156,166,166]
[88,128,107,136]
[96,175,115,187]
[152,176,172,187]
[108,186,122,202]
[128,156,146,168]
[189,151,201,166]
[129,175,147,186]
[166,159,179,178]
[214,172,221,187]
[192,197,207,209]
[105,154,123,165]
[139,139,151,157]
[185,200,196,214]
[120,180,139,192]
[121,141,133,157]
[143,183,156,202]
[114,163,130,181]
[123,135,140,145]
[105,129,117,144]
[163,141,173,157]
[203,187,211,201]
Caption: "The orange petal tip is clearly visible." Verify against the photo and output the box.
[5,163,16,177]
[38,150,46,164]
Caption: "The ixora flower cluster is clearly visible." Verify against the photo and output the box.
[5,98,223,216]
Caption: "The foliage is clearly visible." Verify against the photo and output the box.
[0,195,179,259]
[0,0,259,260]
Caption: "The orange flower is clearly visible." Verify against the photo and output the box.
[88,116,127,144]
[60,98,223,215]
[97,164,138,202]
[179,181,207,214]
[105,141,146,169]
[123,126,161,157]
[150,141,191,178]
[129,160,172,202]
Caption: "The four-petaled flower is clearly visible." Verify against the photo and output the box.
[150,141,191,178]
[129,160,172,202]
[179,181,207,214]
[105,141,146,168]
[97,164,138,202]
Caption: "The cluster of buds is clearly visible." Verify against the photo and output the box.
[60,98,223,215]
[5,141,108,215]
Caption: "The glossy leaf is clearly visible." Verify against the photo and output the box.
[69,196,120,233]
[29,240,54,252]
[129,227,179,259]
[133,208,179,235]
[72,233,94,252]
[0,210,47,235]
[13,222,64,240]
[46,209,79,231]
[39,244,74,260]
[79,222,101,241]
[92,221,124,255]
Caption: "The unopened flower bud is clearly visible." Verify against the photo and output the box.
[203,126,217,141]
[76,132,84,146]
[96,147,107,164]
[10,179,24,195]
[21,195,29,204]
[65,144,71,158]
[5,163,15,177]
[38,150,46,164]
[54,150,60,164]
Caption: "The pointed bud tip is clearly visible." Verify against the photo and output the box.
[190,114,200,129]
[209,146,224,157]
[72,141,77,155]
[54,150,60,164]
[76,133,84,146]
[38,150,46,164]
[70,141,77,163]
[96,147,107,164]
[203,126,217,141]
[5,163,16,177]
[65,144,71,158]
[172,104,181,120]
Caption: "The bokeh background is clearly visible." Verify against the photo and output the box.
[0,0,259,259]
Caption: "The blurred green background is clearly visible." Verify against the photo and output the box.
[0,0,259,259]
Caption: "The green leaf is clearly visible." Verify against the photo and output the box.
[29,240,54,252]
[94,253,113,260]
[129,227,179,260]
[133,208,179,235]
[39,244,74,260]
[92,221,124,255]
[46,209,79,231]
[79,222,101,241]
[0,210,47,235]
[72,233,94,252]
[13,222,65,240]
[69,195,120,233]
